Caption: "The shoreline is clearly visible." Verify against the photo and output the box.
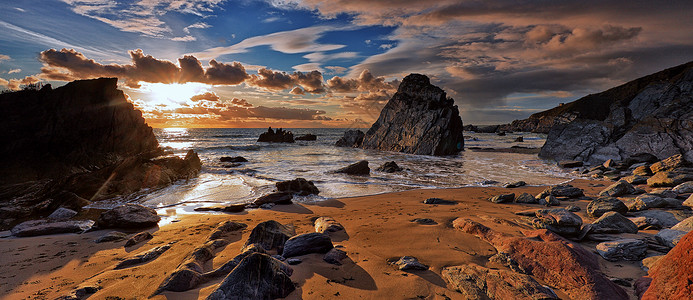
[0,178,650,299]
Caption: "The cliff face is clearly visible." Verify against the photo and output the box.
[0,78,201,230]
[359,74,464,155]
[0,78,159,183]
[539,61,693,164]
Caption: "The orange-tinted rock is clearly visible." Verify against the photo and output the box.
[453,218,628,300]
[642,231,693,299]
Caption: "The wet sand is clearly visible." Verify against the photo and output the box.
[0,179,649,299]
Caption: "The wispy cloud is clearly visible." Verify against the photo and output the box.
[8,69,21,74]
[0,54,9,61]
[192,25,350,59]
[61,0,223,39]
[0,21,115,59]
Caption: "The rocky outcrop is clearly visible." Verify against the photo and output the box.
[206,252,295,300]
[442,264,559,299]
[295,134,317,141]
[257,127,294,143]
[539,61,693,164]
[335,160,370,175]
[358,74,464,155]
[276,178,319,195]
[642,231,693,299]
[0,78,202,230]
[453,219,628,299]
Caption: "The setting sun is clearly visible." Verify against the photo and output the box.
[140,82,212,109]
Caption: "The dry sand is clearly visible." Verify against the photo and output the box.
[0,179,650,300]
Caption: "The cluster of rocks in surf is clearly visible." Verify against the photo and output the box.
[0,78,202,230]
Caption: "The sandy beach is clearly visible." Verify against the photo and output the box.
[1,178,651,300]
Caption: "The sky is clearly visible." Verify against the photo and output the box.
[1,0,692,128]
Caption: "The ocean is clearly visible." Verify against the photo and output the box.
[95,128,574,211]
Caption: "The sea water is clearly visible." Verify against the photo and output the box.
[95,128,574,210]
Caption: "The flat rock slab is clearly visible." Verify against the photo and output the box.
[587,197,627,218]
[11,220,94,237]
[125,231,153,247]
[411,218,437,225]
[94,231,128,243]
[47,208,78,220]
[596,239,647,261]
[115,243,173,269]
[655,229,686,248]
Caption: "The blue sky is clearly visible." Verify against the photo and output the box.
[1,0,693,127]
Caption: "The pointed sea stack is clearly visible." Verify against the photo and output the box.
[358,74,464,155]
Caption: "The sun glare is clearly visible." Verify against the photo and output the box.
[141,82,212,108]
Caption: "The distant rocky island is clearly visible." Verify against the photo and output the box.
[0,78,201,230]
[337,74,464,156]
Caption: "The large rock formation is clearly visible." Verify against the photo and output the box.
[537,61,693,164]
[0,78,201,230]
[356,74,464,155]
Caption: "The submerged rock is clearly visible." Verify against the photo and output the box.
[359,74,464,155]
[335,160,370,175]
[219,156,247,163]
[376,161,403,173]
[257,127,294,143]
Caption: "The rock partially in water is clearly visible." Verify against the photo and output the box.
[376,161,403,173]
[276,178,319,196]
[219,156,247,163]
[335,160,370,175]
[98,204,160,229]
[359,74,464,155]
[257,127,294,143]
[335,130,364,147]
[295,134,317,141]
[253,192,293,206]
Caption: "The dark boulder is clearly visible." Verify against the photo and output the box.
[295,134,317,141]
[282,232,333,258]
[588,211,639,234]
[335,160,370,175]
[390,256,428,271]
[275,178,319,196]
[596,239,647,261]
[359,74,464,155]
[98,204,160,229]
[423,197,456,205]
[206,253,295,300]
[323,248,348,265]
[257,127,294,143]
[335,130,364,147]
[376,161,403,173]
[586,197,628,218]
[253,192,293,206]
[243,220,295,252]
[599,180,636,197]
[558,160,583,168]
[489,193,515,204]
[532,208,583,237]
[537,184,584,199]
[220,156,247,163]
